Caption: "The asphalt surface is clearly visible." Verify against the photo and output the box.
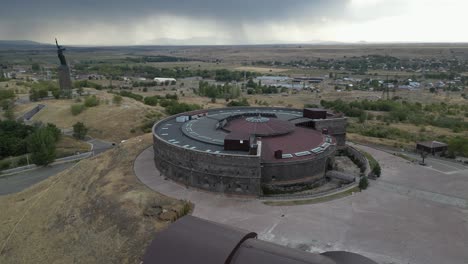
[0,163,73,195]
[88,138,115,155]
[0,138,114,196]
[134,145,468,264]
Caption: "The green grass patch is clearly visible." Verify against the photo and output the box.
[362,151,381,177]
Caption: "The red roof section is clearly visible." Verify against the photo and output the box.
[224,118,295,137]
[260,127,326,163]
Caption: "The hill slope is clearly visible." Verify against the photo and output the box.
[15,90,163,142]
[0,134,188,263]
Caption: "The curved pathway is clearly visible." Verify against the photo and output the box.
[135,146,468,264]
[0,138,114,196]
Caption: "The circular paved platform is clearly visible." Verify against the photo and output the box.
[134,145,468,264]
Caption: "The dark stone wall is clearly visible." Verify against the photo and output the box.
[343,145,368,174]
[153,134,262,196]
[152,107,347,196]
[313,118,348,146]
[261,146,335,185]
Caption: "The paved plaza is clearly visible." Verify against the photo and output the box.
[135,145,468,264]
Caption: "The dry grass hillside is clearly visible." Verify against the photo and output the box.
[0,134,189,264]
[15,90,163,142]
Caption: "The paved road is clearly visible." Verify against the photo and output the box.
[349,142,468,175]
[134,146,468,264]
[0,138,114,196]
[88,138,114,155]
[0,163,72,195]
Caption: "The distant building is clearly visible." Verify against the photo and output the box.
[154,77,176,84]
[256,76,290,83]
[416,141,448,155]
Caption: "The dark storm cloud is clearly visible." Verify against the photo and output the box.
[0,0,347,23]
[0,0,350,44]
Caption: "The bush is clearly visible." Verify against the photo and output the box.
[119,91,143,101]
[74,80,103,90]
[159,99,175,107]
[362,151,382,178]
[27,127,57,166]
[84,95,100,107]
[0,160,11,170]
[359,176,369,190]
[165,93,178,100]
[144,96,159,106]
[72,122,88,140]
[71,104,86,116]
[165,102,201,115]
[448,136,468,157]
[0,89,15,101]
[17,156,28,166]
[112,95,123,105]
[372,162,381,177]
[227,98,250,107]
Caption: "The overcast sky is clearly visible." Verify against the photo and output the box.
[0,0,467,45]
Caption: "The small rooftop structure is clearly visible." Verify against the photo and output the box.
[303,108,327,120]
[143,215,377,264]
[416,141,448,155]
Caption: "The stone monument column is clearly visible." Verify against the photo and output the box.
[56,39,72,99]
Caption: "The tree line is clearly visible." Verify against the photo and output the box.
[197,81,241,99]
[75,64,258,82]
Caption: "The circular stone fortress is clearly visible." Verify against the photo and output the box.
[152,107,347,196]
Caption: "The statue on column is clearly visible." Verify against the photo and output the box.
[55,38,72,98]
[56,38,68,66]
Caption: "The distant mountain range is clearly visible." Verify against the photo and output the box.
[0,40,52,48]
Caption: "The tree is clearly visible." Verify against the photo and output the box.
[0,120,36,159]
[2,100,15,120]
[27,127,57,166]
[52,89,60,99]
[4,107,14,120]
[45,123,61,141]
[359,176,369,190]
[73,122,88,140]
